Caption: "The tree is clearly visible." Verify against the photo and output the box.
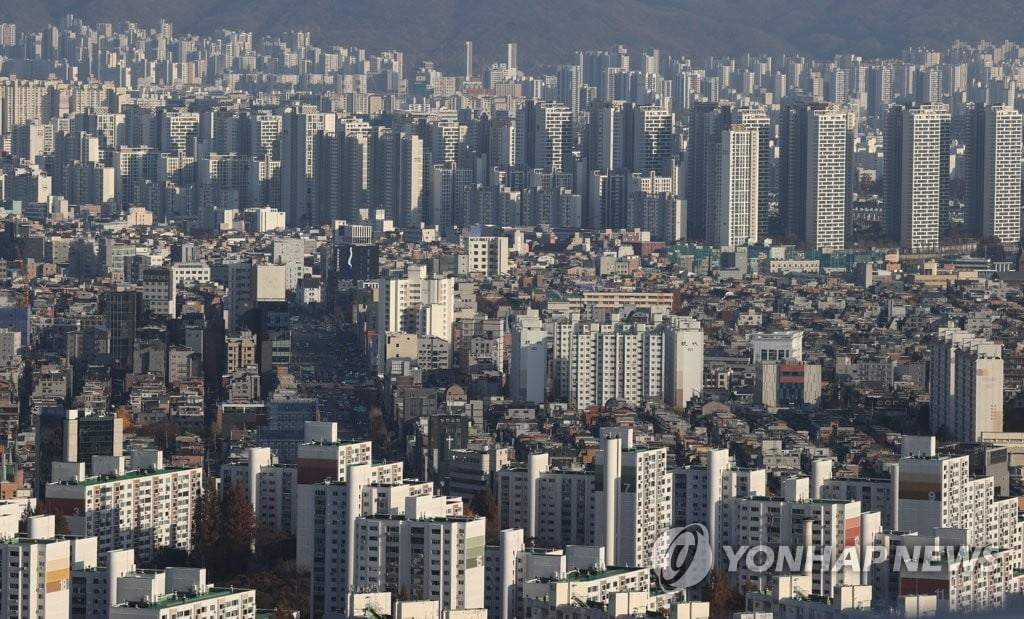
[469,489,501,544]
[18,502,35,534]
[115,405,134,430]
[368,406,392,455]
[220,484,257,562]
[33,499,71,535]
[144,547,191,569]
[255,526,295,567]
[702,568,745,619]
[52,511,71,536]
[229,561,309,615]
[193,480,221,569]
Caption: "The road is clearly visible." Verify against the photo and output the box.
[289,309,380,440]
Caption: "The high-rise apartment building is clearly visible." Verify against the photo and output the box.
[0,515,97,619]
[377,265,455,372]
[894,438,1021,612]
[553,313,703,409]
[587,100,626,171]
[594,430,672,568]
[734,107,772,240]
[686,101,734,240]
[709,125,759,246]
[630,104,674,175]
[46,451,202,564]
[219,447,299,533]
[673,449,767,557]
[883,104,950,250]
[930,328,1003,442]
[297,459,473,617]
[279,107,333,227]
[780,102,851,248]
[496,429,670,569]
[516,101,573,173]
[509,310,547,404]
[966,104,1022,245]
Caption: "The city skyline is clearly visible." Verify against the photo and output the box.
[1,9,1024,619]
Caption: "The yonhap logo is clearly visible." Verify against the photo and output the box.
[650,523,713,590]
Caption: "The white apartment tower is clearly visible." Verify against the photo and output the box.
[735,107,772,240]
[805,105,851,249]
[595,430,672,568]
[45,453,202,564]
[884,104,950,250]
[297,460,478,617]
[459,235,510,277]
[897,437,1018,552]
[377,265,455,371]
[398,130,426,228]
[631,104,674,176]
[554,313,703,409]
[509,310,547,404]
[673,449,767,555]
[588,100,626,171]
[967,104,1022,245]
[710,126,759,246]
[355,500,486,611]
[507,42,518,74]
[0,515,98,619]
[930,328,1003,442]
[497,430,670,568]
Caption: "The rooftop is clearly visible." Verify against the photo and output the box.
[117,586,253,610]
[54,466,201,487]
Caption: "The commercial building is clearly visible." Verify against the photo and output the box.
[757,360,823,410]
[749,331,804,363]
